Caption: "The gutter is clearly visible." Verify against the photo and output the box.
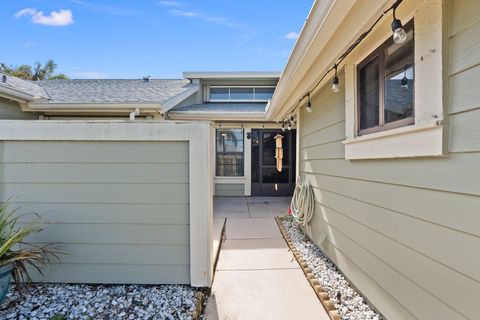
[168,111,266,121]
[22,102,163,116]
[0,86,38,102]
[23,86,199,117]
[183,71,281,80]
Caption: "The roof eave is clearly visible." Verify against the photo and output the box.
[161,85,200,113]
[183,71,281,80]
[0,86,38,102]
[23,102,163,115]
[266,0,367,121]
[168,111,266,121]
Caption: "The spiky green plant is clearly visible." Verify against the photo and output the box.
[0,203,59,292]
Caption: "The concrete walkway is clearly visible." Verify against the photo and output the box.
[205,197,329,320]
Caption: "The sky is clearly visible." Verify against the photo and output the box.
[1,0,313,79]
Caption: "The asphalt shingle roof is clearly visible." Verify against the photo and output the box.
[35,79,196,104]
[170,102,267,113]
[0,73,49,99]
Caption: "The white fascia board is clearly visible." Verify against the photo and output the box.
[168,112,265,121]
[0,86,36,102]
[183,71,281,80]
[23,102,163,115]
[26,102,162,109]
[161,84,199,113]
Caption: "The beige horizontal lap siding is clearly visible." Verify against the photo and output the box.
[0,140,191,284]
[0,98,35,119]
[298,2,480,319]
[215,183,244,196]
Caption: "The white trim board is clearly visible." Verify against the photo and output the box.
[343,0,446,159]
[0,120,214,287]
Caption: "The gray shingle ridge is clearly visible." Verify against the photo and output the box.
[33,78,195,104]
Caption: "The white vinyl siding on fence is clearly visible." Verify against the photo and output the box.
[0,141,191,284]
[297,2,480,319]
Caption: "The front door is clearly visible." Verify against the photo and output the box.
[251,129,296,196]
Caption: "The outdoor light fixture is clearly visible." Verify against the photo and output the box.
[280,0,407,124]
[282,123,286,131]
[401,67,408,88]
[332,65,339,93]
[391,1,407,44]
[306,94,312,113]
[287,123,292,131]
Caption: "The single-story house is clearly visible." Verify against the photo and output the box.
[0,71,294,288]
[0,0,478,318]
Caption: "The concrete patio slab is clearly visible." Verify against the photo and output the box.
[207,197,329,320]
[225,218,282,239]
[204,269,330,320]
[245,196,291,204]
[216,238,299,271]
[247,199,290,218]
[214,197,250,219]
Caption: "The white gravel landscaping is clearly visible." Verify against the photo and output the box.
[281,217,382,320]
[0,284,205,320]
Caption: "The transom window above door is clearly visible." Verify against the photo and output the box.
[357,20,414,135]
[209,87,275,102]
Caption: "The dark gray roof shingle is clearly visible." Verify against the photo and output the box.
[35,79,195,104]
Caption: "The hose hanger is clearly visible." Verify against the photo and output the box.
[291,177,315,236]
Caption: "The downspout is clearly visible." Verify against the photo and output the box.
[129,108,140,120]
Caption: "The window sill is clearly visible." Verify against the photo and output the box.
[343,121,445,159]
[214,176,245,183]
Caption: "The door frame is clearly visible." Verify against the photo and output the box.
[251,129,296,196]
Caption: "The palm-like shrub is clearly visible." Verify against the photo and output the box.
[0,204,58,292]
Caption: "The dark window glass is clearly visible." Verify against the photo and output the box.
[216,129,244,176]
[291,130,296,183]
[384,29,414,124]
[359,57,380,130]
[210,88,229,100]
[251,130,260,183]
[254,87,275,100]
[230,87,254,100]
[262,167,289,183]
[358,20,414,134]
[216,154,244,176]
[210,87,274,101]
[261,132,276,166]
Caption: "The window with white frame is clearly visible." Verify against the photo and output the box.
[216,129,244,176]
[343,1,445,160]
[357,20,414,135]
[209,87,275,102]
